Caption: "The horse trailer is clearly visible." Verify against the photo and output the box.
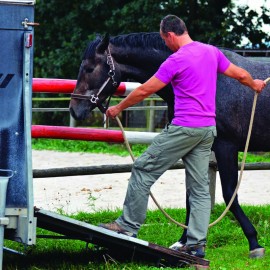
[0,0,36,267]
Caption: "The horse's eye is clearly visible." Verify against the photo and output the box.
[85,67,94,73]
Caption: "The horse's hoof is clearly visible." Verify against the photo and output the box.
[249,247,265,258]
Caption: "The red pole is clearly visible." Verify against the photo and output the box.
[31,125,124,143]
[32,78,76,93]
[32,78,138,96]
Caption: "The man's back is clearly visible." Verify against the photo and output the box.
[155,41,230,127]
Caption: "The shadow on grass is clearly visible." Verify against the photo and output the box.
[3,246,184,270]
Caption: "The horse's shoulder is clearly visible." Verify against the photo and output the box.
[219,47,243,60]
[219,47,260,68]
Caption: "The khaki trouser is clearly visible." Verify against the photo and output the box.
[116,124,216,246]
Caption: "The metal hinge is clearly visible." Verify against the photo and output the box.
[0,217,9,226]
[22,18,39,29]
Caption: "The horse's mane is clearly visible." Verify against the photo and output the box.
[83,36,102,59]
[83,32,170,59]
[110,32,169,51]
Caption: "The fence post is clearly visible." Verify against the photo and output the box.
[69,115,77,127]
[208,151,217,209]
[148,99,155,132]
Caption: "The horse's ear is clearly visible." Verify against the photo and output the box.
[96,33,110,54]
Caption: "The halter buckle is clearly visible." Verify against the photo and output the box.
[90,94,99,104]
[108,70,115,77]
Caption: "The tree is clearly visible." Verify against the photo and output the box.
[34,0,270,79]
[222,3,270,48]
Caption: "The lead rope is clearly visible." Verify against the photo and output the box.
[115,77,270,229]
[115,116,186,227]
[209,76,270,227]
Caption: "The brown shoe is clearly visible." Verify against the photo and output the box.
[98,221,137,237]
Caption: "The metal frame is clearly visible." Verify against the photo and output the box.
[0,1,35,4]
[0,1,36,261]
[22,31,36,246]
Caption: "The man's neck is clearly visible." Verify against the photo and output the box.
[175,33,193,50]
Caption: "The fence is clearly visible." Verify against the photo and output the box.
[32,77,270,209]
[33,53,270,130]
[32,78,166,131]
[32,78,141,96]
[31,78,217,207]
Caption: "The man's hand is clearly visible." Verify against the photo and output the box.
[106,105,121,119]
[105,76,166,119]
[253,79,266,93]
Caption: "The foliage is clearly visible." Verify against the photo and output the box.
[3,205,270,269]
[32,97,71,126]
[34,0,270,79]
[33,1,270,127]
[223,3,270,48]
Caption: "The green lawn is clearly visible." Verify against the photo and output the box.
[3,139,268,269]
[3,205,270,269]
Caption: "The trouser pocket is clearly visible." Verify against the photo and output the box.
[134,147,162,172]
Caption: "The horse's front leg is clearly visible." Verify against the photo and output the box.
[213,138,265,258]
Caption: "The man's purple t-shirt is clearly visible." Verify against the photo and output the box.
[155,41,231,127]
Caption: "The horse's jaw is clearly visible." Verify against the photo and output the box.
[69,100,95,121]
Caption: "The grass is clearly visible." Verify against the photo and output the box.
[3,139,268,269]
[32,138,148,157]
[3,205,270,269]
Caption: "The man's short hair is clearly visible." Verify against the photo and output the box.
[160,15,187,36]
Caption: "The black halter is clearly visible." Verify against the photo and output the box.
[70,47,118,113]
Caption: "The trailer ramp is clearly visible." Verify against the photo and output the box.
[34,208,209,268]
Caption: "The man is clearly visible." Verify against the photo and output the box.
[99,15,266,258]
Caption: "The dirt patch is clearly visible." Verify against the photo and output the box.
[32,150,270,214]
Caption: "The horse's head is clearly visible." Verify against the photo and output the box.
[69,33,121,120]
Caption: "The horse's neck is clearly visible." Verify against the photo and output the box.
[112,46,170,83]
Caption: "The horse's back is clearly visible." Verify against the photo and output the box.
[216,50,270,151]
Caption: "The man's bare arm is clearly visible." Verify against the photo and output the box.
[223,63,266,92]
[106,76,166,118]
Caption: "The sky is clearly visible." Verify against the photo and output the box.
[233,0,269,25]
[233,0,270,36]
[234,0,269,11]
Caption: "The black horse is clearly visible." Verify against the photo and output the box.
[69,32,270,257]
